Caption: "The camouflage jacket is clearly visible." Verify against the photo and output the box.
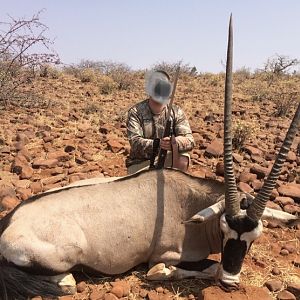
[126,99,194,166]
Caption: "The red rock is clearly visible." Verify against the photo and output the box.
[266,201,282,211]
[111,281,130,297]
[287,282,300,299]
[32,158,59,169]
[139,289,148,298]
[199,285,272,300]
[48,150,70,162]
[104,293,119,300]
[238,182,253,193]
[41,174,65,186]
[0,185,16,200]
[282,243,296,254]
[287,151,297,162]
[251,179,263,191]
[293,257,300,267]
[283,204,300,214]
[239,172,257,183]
[250,164,270,179]
[244,145,263,156]
[16,132,29,144]
[16,187,32,200]
[30,182,43,194]
[76,281,87,293]
[1,196,20,210]
[280,249,289,256]
[274,196,294,206]
[205,139,223,157]
[90,289,106,300]
[107,139,124,153]
[271,267,281,275]
[148,291,160,300]
[233,153,243,163]
[265,279,283,292]
[155,287,164,293]
[216,162,224,176]
[64,144,76,153]
[277,290,296,300]
[278,184,300,201]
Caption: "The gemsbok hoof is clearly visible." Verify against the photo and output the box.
[147,263,173,280]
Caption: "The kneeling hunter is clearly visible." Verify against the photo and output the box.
[126,69,194,174]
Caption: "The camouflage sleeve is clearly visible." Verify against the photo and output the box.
[126,108,153,159]
[174,106,195,152]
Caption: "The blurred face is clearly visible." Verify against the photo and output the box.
[148,98,166,114]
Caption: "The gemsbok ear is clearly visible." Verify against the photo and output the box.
[261,207,300,227]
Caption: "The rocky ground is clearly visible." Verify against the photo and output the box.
[0,72,299,300]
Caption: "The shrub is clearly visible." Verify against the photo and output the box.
[97,75,117,94]
[0,11,59,107]
[232,120,258,150]
[152,61,197,77]
[78,68,98,83]
[39,65,61,79]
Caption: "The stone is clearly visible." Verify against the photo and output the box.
[215,162,224,176]
[139,289,148,298]
[244,145,263,156]
[287,282,300,299]
[287,151,297,162]
[274,196,294,206]
[148,291,160,300]
[107,139,124,153]
[32,158,59,169]
[205,139,223,157]
[292,258,300,267]
[76,281,87,293]
[278,184,300,201]
[283,204,300,214]
[16,187,32,200]
[250,164,270,179]
[239,172,257,183]
[265,279,283,292]
[277,290,296,300]
[282,243,296,254]
[1,196,20,210]
[0,185,16,200]
[252,179,263,191]
[266,201,282,211]
[199,285,272,300]
[41,174,65,186]
[64,144,76,153]
[238,182,253,193]
[280,249,289,256]
[155,287,164,293]
[111,281,130,297]
[30,182,43,194]
[48,150,70,161]
[233,153,243,163]
[90,289,106,300]
[271,267,281,275]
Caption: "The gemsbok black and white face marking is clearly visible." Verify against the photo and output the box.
[218,212,262,289]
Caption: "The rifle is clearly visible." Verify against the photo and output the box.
[155,66,180,169]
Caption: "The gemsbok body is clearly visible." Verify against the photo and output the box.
[0,16,299,299]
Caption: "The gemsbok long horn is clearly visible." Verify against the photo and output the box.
[224,14,240,217]
[247,102,300,221]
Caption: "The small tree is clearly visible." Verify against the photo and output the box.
[0,11,59,106]
[264,54,299,75]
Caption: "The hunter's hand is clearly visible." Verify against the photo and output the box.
[160,137,172,151]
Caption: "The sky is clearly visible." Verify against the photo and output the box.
[1,0,300,73]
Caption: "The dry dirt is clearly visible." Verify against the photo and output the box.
[0,72,299,300]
